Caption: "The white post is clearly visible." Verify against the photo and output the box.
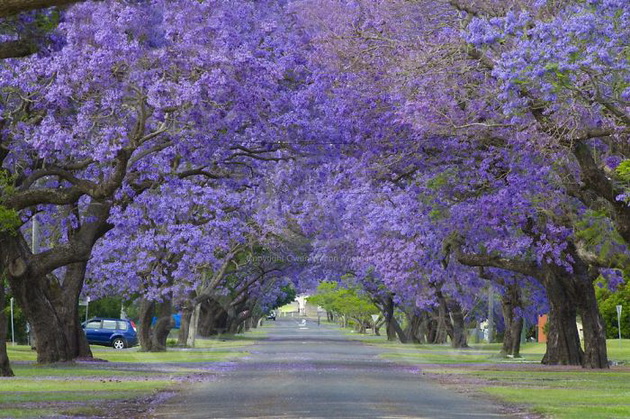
[10,297,15,346]
[85,296,90,323]
[617,305,623,350]
[488,286,494,343]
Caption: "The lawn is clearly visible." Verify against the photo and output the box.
[0,333,258,418]
[368,338,630,419]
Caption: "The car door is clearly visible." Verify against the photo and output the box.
[83,320,102,344]
[100,320,118,344]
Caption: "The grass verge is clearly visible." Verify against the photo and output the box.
[1,332,259,418]
[373,338,630,419]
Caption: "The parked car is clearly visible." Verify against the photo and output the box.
[266,312,276,321]
[82,318,138,349]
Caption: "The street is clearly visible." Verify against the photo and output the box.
[151,318,508,418]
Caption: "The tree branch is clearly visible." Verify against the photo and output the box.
[0,39,35,59]
[0,0,83,18]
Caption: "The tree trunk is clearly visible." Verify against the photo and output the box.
[453,239,608,368]
[575,270,608,368]
[381,295,408,343]
[500,283,523,358]
[177,306,193,346]
[7,262,92,363]
[405,311,428,344]
[541,248,608,369]
[186,303,201,347]
[0,281,14,376]
[448,301,469,349]
[198,300,227,336]
[138,298,155,352]
[0,202,111,365]
[374,318,385,336]
[435,290,468,348]
[430,308,449,344]
[150,300,174,352]
[541,269,583,366]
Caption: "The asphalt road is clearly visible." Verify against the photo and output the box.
[151,318,508,419]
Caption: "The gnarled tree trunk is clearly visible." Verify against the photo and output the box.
[382,295,408,343]
[138,298,155,352]
[436,290,468,348]
[186,304,201,347]
[150,300,174,352]
[574,268,608,368]
[198,300,228,337]
[541,268,583,366]
[452,238,607,368]
[0,202,110,364]
[578,289,608,368]
[500,283,523,358]
[405,311,428,344]
[7,261,92,363]
[0,281,14,376]
[177,306,193,347]
[447,301,469,349]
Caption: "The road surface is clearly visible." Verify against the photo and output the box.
[151,318,508,419]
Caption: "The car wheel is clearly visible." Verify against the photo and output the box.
[112,338,126,349]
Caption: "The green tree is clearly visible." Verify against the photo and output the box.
[308,282,378,332]
[596,281,630,339]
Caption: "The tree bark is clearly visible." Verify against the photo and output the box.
[405,311,428,344]
[186,304,201,347]
[574,269,609,368]
[382,295,408,343]
[138,298,155,352]
[448,301,469,349]
[431,306,449,344]
[198,300,227,336]
[0,0,83,18]
[0,200,110,364]
[150,300,174,352]
[436,290,468,348]
[500,283,523,358]
[177,306,192,346]
[7,261,92,363]
[0,281,15,376]
[541,267,583,366]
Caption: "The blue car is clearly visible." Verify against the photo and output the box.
[82,318,138,349]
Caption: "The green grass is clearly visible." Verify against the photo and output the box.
[0,408,56,418]
[484,385,630,419]
[373,339,630,365]
[367,338,630,418]
[0,390,160,403]
[6,340,251,364]
[4,345,38,362]
[0,379,173,392]
[1,329,263,418]
[89,347,248,363]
